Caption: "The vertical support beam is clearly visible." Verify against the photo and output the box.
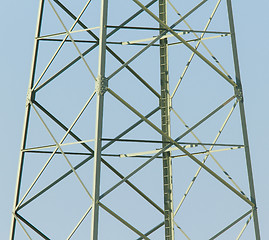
[159,1,174,239]
[226,1,261,239]
[90,0,108,240]
[9,1,44,239]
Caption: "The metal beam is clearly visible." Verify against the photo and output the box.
[54,0,160,99]
[15,91,96,210]
[34,0,157,92]
[136,222,165,240]
[170,0,224,98]
[9,1,45,239]
[107,0,209,82]
[132,0,237,87]
[17,107,159,212]
[226,0,261,239]
[11,1,260,238]
[16,213,50,240]
[106,90,251,207]
[209,210,252,240]
[159,1,174,239]
[90,1,108,239]
[99,202,150,240]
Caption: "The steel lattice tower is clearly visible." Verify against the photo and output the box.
[10,0,260,239]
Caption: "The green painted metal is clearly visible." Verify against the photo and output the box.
[9,1,45,239]
[10,1,260,239]
[132,0,237,87]
[159,1,174,239]
[91,0,108,239]
[226,0,261,238]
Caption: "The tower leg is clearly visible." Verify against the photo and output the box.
[226,0,261,239]
[90,1,108,240]
[159,1,175,239]
[9,1,44,239]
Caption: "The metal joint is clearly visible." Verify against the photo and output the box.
[235,87,243,101]
[26,89,35,105]
[161,37,168,44]
[95,76,108,95]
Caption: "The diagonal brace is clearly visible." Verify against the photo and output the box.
[107,88,253,207]
[132,0,237,87]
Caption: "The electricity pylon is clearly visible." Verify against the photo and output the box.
[10,0,260,239]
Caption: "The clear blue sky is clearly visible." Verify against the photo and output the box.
[1,0,268,239]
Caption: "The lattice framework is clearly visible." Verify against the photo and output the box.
[10,0,260,239]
